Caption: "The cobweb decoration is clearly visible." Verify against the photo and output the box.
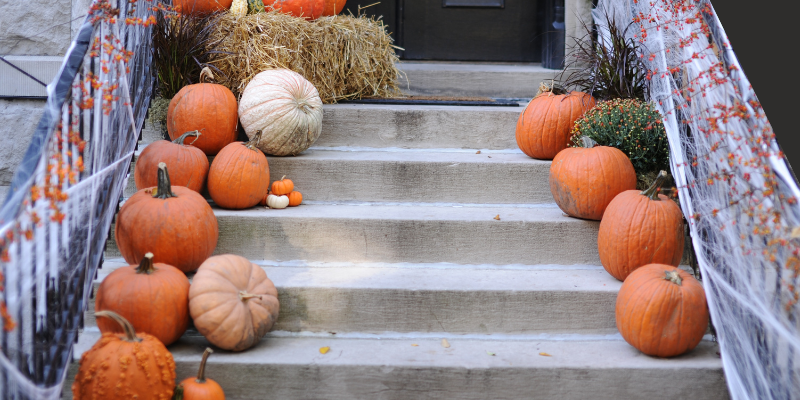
[594,0,800,398]
[0,0,156,398]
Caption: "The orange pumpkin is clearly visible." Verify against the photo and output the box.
[176,348,226,400]
[207,131,270,209]
[549,136,637,220]
[264,0,324,20]
[287,190,302,206]
[174,0,234,15]
[116,163,219,273]
[321,0,346,16]
[134,130,209,193]
[270,175,294,195]
[516,82,595,160]
[167,68,238,156]
[95,253,190,346]
[598,171,685,281]
[616,264,709,357]
[72,311,176,399]
[189,254,280,351]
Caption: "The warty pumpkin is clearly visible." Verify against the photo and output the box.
[598,171,685,281]
[238,69,323,156]
[516,82,596,160]
[175,348,226,400]
[549,136,637,220]
[95,253,190,346]
[263,0,324,20]
[616,264,709,357]
[167,68,238,156]
[72,311,176,399]
[135,130,209,193]
[189,254,280,351]
[207,130,270,209]
[115,163,219,273]
[174,0,234,15]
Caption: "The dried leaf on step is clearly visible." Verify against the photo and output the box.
[494,215,501,220]
[476,150,481,154]
[441,339,450,348]
[320,346,330,354]
[539,352,552,357]
[411,344,419,347]
[486,351,496,356]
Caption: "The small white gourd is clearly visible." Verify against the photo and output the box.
[267,194,289,209]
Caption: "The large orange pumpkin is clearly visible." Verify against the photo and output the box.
[207,131,270,209]
[116,163,219,273]
[189,254,280,351]
[264,0,324,20]
[167,68,238,156]
[549,136,637,220]
[616,264,709,357]
[176,348,226,400]
[95,253,190,346]
[598,171,685,281]
[516,82,595,160]
[174,0,234,15]
[72,311,176,399]
[134,130,209,193]
[321,0,346,16]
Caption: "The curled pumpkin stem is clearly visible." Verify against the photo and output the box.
[135,252,156,274]
[199,67,215,83]
[94,311,142,342]
[535,79,568,97]
[196,347,213,383]
[664,270,683,286]
[238,291,262,301]
[174,130,201,145]
[245,130,264,152]
[153,162,177,199]
[579,136,598,148]
[641,170,669,200]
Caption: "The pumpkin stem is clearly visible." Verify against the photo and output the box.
[135,252,156,274]
[153,162,177,199]
[173,130,201,146]
[239,291,262,302]
[579,136,598,148]
[535,80,569,97]
[199,67,215,83]
[244,130,264,152]
[280,175,286,181]
[641,170,669,200]
[196,347,213,383]
[94,311,141,342]
[664,269,683,286]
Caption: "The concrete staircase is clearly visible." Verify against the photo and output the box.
[66,63,728,399]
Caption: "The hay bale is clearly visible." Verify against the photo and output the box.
[209,11,401,103]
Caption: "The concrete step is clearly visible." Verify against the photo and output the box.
[398,61,560,98]
[66,330,727,400]
[86,258,620,335]
[105,202,600,265]
[125,148,552,204]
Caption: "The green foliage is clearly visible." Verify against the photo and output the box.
[571,98,669,174]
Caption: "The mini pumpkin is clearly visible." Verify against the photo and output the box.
[598,171,685,281]
[176,347,225,400]
[516,82,596,160]
[266,194,289,209]
[616,264,709,357]
[207,130,270,209]
[135,130,209,193]
[72,311,176,399]
[271,175,294,195]
[549,136,637,220]
[95,253,190,346]
[287,191,302,207]
[189,254,280,351]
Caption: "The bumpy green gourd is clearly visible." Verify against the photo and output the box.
[570,98,669,175]
[248,0,266,13]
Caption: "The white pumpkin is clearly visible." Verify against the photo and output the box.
[238,69,323,156]
[267,194,290,209]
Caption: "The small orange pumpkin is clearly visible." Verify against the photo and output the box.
[549,136,637,220]
[516,82,596,160]
[174,0,234,15]
[271,175,294,195]
[176,347,226,400]
[95,253,190,346]
[167,68,238,156]
[72,311,176,399]
[207,131,270,209]
[287,191,302,206]
[134,130,209,193]
[616,264,709,357]
[598,171,685,281]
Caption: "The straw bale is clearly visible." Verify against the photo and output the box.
[208,11,401,103]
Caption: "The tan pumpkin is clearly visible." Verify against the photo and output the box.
[549,136,637,220]
[598,171,685,281]
[134,130,209,193]
[616,264,709,357]
[189,254,280,351]
[516,82,596,160]
[207,130,270,209]
[238,69,323,156]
